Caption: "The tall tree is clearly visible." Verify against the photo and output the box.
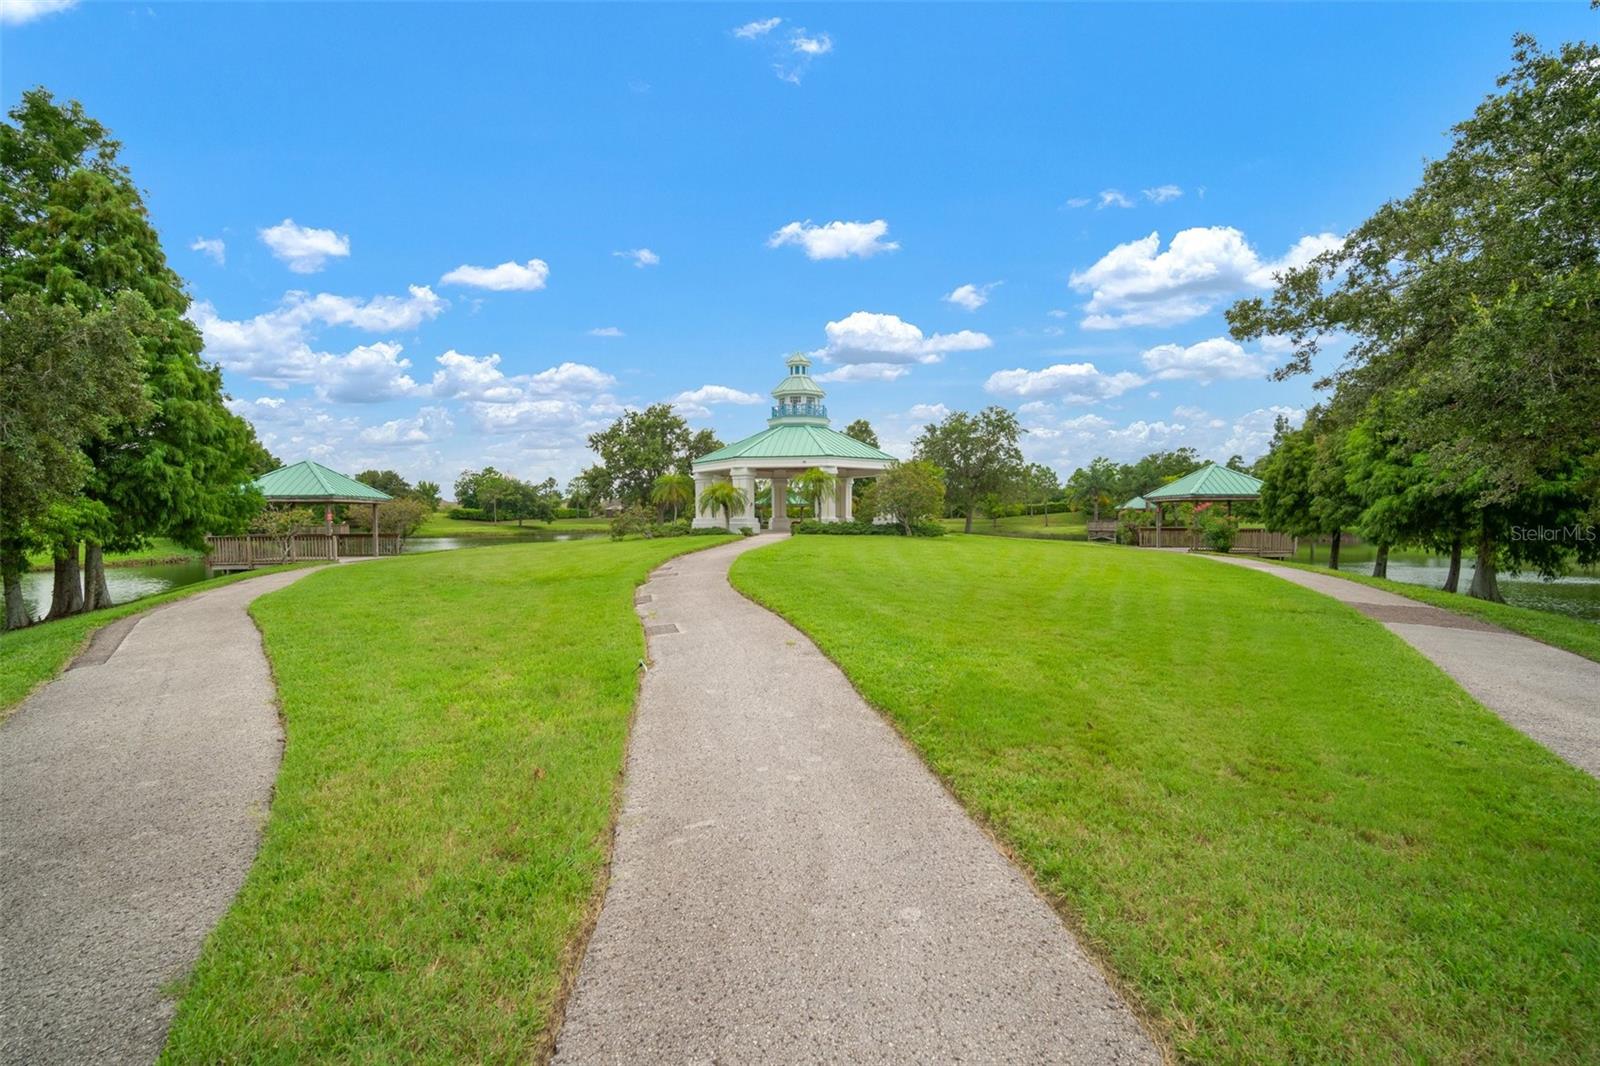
[587,404,692,505]
[355,469,412,498]
[862,460,945,535]
[914,407,1024,533]
[842,419,880,448]
[651,473,694,521]
[792,468,837,520]
[3,89,265,615]
[1227,36,1600,598]
[1066,457,1121,522]
[412,480,442,510]
[0,294,147,628]
[683,429,724,473]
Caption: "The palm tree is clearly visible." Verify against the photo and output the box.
[697,481,748,529]
[792,467,837,520]
[651,473,694,521]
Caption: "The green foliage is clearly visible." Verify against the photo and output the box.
[411,480,441,510]
[695,481,748,529]
[1191,506,1240,552]
[586,404,694,506]
[862,459,946,535]
[913,406,1024,532]
[790,467,837,518]
[732,536,1600,1062]
[793,519,944,537]
[345,498,431,542]
[842,418,880,448]
[355,469,411,498]
[650,472,694,521]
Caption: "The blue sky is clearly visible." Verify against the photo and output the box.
[5,2,1593,488]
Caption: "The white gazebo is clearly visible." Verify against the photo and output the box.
[691,353,898,531]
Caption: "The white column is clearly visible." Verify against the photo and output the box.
[841,477,855,522]
[691,472,722,529]
[818,466,840,521]
[732,467,760,532]
[769,476,791,532]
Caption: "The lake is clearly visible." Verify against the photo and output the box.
[18,532,605,615]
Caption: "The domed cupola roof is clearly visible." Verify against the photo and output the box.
[768,352,828,425]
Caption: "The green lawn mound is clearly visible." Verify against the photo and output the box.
[160,536,727,1063]
[731,535,1600,1063]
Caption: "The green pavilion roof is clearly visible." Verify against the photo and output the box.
[695,424,896,464]
[1118,495,1149,511]
[254,460,392,502]
[1142,463,1263,502]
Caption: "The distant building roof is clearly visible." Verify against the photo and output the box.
[1118,495,1149,511]
[254,460,392,502]
[1142,463,1263,502]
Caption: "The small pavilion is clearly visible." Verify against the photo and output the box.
[691,354,898,531]
[1136,463,1292,554]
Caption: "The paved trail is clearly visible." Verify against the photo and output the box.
[555,537,1159,1065]
[0,568,317,1065]
[1204,555,1600,779]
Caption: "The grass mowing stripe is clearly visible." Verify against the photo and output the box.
[1269,558,1600,665]
[0,563,318,719]
[159,537,729,1063]
[730,536,1600,1063]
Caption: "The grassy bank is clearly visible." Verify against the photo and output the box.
[0,564,315,718]
[414,514,611,538]
[160,536,730,1062]
[730,536,1600,1062]
[1271,559,1600,664]
[940,511,1089,539]
[24,537,204,571]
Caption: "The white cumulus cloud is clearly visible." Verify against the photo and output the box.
[810,310,991,385]
[733,16,781,38]
[258,218,351,273]
[190,237,226,265]
[1140,336,1271,382]
[1098,189,1134,209]
[440,258,550,292]
[613,247,659,268]
[1142,185,1183,204]
[943,281,1000,312]
[0,0,76,25]
[359,406,454,446]
[984,362,1145,404]
[768,219,898,261]
[1069,226,1344,330]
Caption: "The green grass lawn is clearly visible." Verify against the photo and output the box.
[730,535,1600,1063]
[940,510,1089,539]
[0,563,317,719]
[24,536,204,571]
[1271,559,1600,665]
[160,536,730,1063]
[414,513,611,537]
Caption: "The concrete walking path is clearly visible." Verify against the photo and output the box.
[554,537,1160,1065]
[1203,554,1600,779]
[0,568,318,1065]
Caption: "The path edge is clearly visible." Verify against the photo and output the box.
[540,534,739,1064]
[725,537,1177,1063]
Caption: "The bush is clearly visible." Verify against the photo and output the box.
[608,505,656,541]
[792,519,944,537]
[686,526,727,537]
[1194,508,1240,552]
[447,507,490,522]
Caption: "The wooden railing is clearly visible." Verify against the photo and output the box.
[1134,527,1294,557]
[1085,519,1119,542]
[205,533,404,570]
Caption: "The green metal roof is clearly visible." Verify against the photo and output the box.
[772,374,826,398]
[694,424,897,464]
[1118,495,1149,511]
[254,460,392,502]
[1142,463,1263,502]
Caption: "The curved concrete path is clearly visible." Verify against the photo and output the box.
[1203,554,1600,779]
[0,568,317,1065]
[555,537,1159,1065]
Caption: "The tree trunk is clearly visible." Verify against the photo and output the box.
[47,541,83,620]
[963,504,973,534]
[2,550,33,630]
[83,542,112,612]
[1371,543,1389,580]
[1327,529,1341,571]
[1443,537,1463,593]
[1468,526,1503,602]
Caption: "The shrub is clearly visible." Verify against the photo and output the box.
[738,526,755,538]
[608,505,657,541]
[686,526,727,537]
[792,519,944,537]
[1193,507,1240,552]
[447,507,490,522]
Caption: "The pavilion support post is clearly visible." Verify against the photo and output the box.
[372,502,380,557]
[841,477,855,522]
[1155,505,1163,548]
[731,467,760,532]
[819,466,840,522]
[691,473,721,529]
[769,476,791,533]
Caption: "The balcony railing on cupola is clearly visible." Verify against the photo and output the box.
[772,402,828,420]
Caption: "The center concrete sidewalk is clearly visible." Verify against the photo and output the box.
[554,537,1159,1065]
[1203,554,1600,779]
[1,567,318,1065]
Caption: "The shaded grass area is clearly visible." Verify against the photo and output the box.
[24,536,203,571]
[940,511,1089,539]
[0,564,316,719]
[1272,559,1600,664]
[414,514,611,538]
[160,536,731,1063]
[730,535,1600,1063]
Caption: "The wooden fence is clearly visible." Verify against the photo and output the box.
[205,533,403,571]
[1135,527,1294,557]
[1085,519,1119,542]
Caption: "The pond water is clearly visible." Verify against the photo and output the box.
[18,532,605,615]
[1292,543,1600,624]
